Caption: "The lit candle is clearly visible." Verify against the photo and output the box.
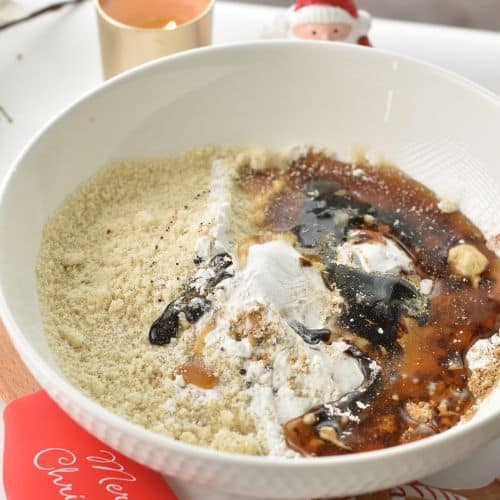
[165,21,178,30]
[96,0,214,79]
[99,0,211,30]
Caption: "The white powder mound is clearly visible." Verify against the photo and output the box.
[230,240,336,329]
[419,279,434,295]
[438,199,459,214]
[177,161,369,456]
[465,333,500,415]
[336,229,413,274]
[195,159,234,259]
[195,184,366,454]
[467,332,500,370]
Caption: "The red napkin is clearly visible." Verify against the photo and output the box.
[4,391,499,499]
[3,391,177,499]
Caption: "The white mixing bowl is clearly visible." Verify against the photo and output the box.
[0,42,499,499]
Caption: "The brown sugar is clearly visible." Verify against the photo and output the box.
[405,401,434,424]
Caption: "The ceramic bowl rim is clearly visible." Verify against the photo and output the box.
[0,40,499,469]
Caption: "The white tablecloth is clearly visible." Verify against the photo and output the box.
[1,1,500,175]
[0,2,499,499]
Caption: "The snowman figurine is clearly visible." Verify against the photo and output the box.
[287,0,371,46]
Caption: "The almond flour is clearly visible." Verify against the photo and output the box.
[37,147,265,455]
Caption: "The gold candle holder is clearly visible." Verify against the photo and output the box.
[95,0,214,79]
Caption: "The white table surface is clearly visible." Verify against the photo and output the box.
[1,0,500,174]
[0,2,500,499]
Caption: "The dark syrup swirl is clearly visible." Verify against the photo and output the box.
[323,263,429,350]
[291,178,429,348]
[149,253,232,345]
[282,176,430,449]
[288,320,331,345]
[241,151,500,456]
[292,179,374,257]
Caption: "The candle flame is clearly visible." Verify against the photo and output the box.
[165,20,177,30]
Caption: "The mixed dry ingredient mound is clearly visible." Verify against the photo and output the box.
[38,146,500,457]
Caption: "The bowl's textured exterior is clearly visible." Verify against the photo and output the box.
[0,42,499,498]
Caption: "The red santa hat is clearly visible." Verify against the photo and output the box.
[289,0,371,45]
[290,0,360,26]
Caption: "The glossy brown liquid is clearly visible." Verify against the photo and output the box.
[177,359,219,389]
[241,151,500,456]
